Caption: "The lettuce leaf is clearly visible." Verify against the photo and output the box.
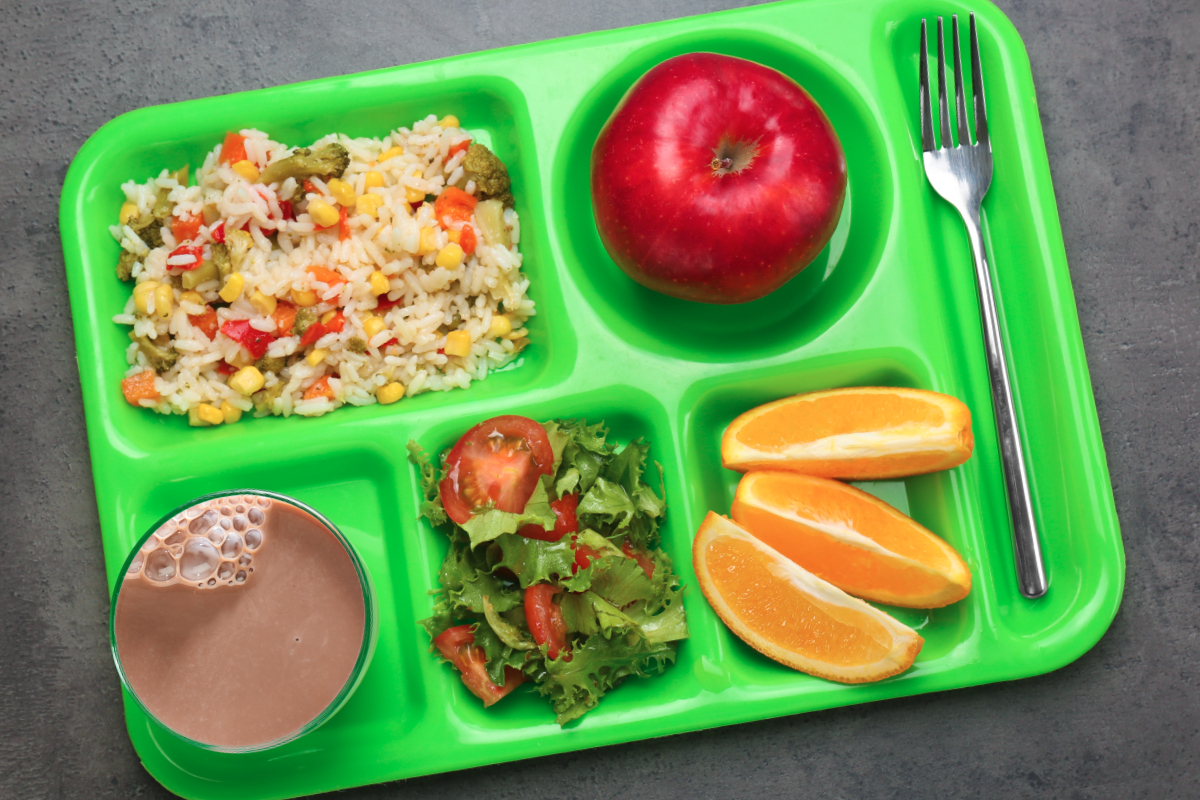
[407,441,448,527]
[460,479,556,548]
[538,632,678,725]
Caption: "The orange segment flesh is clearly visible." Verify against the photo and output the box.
[732,471,971,608]
[693,513,923,683]
[721,387,974,479]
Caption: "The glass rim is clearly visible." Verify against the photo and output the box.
[108,489,377,754]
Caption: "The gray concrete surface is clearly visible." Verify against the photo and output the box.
[1,0,1197,797]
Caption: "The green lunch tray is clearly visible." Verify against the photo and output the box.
[60,0,1124,796]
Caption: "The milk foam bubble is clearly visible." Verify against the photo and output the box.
[127,495,268,589]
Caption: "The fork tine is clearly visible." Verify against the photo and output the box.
[919,20,935,152]
[936,17,953,148]
[970,13,989,147]
[952,15,971,145]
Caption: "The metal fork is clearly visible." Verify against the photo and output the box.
[919,13,1047,599]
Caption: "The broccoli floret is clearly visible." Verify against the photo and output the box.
[210,243,231,278]
[130,332,178,373]
[253,380,287,412]
[258,143,351,187]
[346,337,368,354]
[116,250,137,282]
[256,355,287,374]
[293,308,318,337]
[462,143,514,207]
[130,214,164,249]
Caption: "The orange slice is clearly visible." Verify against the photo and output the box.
[732,471,971,608]
[693,512,923,683]
[721,387,973,479]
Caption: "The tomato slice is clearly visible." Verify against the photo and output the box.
[525,585,570,661]
[439,416,555,525]
[433,625,524,707]
[518,493,579,542]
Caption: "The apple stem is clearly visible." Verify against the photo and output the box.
[711,157,734,172]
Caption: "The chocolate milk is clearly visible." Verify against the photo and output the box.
[113,494,366,749]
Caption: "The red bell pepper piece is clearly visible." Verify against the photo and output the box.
[167,244,204,271]
[219,319,276,359]
[448,139,471,159]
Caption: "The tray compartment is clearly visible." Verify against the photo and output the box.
[551,27,893,363]
[402,385,710,734]
[73,71,572,450]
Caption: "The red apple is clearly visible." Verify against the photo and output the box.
[591,52,847,304]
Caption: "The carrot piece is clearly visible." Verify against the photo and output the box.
[219,132,247,165]
[302,375,334,400]
[460,224,477,255]
[305,265,346,286]
[271,301,297,337]
[172,213,204,243]
[121,370,159,405]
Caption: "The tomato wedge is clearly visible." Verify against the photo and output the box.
[622,540,656,579]
[433,625,524,707]
[518,493,578,542]
[439,415,555,525]
[525,585,570,661]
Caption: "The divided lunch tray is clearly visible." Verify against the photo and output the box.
[60,0,1125,797]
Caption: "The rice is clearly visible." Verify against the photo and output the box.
[110,115,533,423]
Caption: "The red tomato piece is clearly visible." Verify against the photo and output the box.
[210,222,226,243]
[172,213,204,244]
[572,543,603,574]
[448,139,471,159]
[433,625,524,707]
[188,307,220,341]
[298,321,328,349]
[271,301,297,337]
[219,319,276,359]
[167,244,204,271]
[120,370,159,405]
[525,585,570,661]
[338,205,350,242]
[459,224,477,256]
[438,416,555,525]
[302,375,334,400]
[622,540,656,579]
[519,493,579,542]
[219,132,247,165]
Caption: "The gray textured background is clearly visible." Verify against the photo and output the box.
[2,0,1197,797]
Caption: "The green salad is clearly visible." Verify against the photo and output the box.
[409,415,688,724]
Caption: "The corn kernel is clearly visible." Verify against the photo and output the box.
[363,316,387,339]
[249,290,277,316]
[435,242,464,269]
[319,310,336,325]
[418,226,438,255]
[180,290,204,307]
[232,160,260,183]
[133,280,159,315]
[440,115,460,128]
[487,314,512,338]
[405,185,427,203]
[377,382,404,405]
[119,201,139,225]
[220,400,242,424]
[363,271,388,296]
[328,178,356,207]
[378,146,405,163]
[228,366,265,396]
[308,198,340,228]
[154,283,175,320]
[219,273,245,303]
[364,171,385,190]
[446,229,461,244]
[355,193,384,218]
[306,348,328,367]
[197,403,224,425]
[291,287,318,307]
[444,330,472,357]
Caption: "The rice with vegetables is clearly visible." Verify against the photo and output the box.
[110,115,533,424]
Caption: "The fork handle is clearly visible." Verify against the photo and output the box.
[961,208,1049,599]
